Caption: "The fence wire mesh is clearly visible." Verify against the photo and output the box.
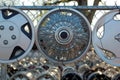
[0,0,120,80]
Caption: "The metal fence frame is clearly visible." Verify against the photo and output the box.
[1,6,120,10]
[1,5,120,80]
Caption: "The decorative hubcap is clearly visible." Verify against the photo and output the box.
[0,21,20,47]
[55,27,73,45]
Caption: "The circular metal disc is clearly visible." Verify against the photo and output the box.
[112,73,120,80]
[61,72,82,80]
[36,8,91,63]
[87,72,111,80]
[36,72,57,80]
[10,71,31,80]
[92,10,120,66]
[0,7,34,63]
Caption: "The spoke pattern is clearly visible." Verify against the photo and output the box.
[37,8,91,63]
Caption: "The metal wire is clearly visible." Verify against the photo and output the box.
[1,6,120,10]
[0,0,120,80]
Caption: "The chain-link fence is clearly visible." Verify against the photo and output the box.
[0,0,120,80]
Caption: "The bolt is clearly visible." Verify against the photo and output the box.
[3,40,8,45]
[0,25,4,30]
[9,26,14,31]
[11,35,16,40]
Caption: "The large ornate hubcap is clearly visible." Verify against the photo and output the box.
[36,8,91,63]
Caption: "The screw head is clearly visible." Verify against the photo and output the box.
[3,40,8,45]
[9,26,14,31]
[0,25,4,30]
[11,35,16,40]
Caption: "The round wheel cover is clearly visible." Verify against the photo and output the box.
[36,8,91,63]
[92,10,120,66]
[0,7,34,63]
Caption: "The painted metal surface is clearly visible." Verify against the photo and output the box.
[0,7,34,63]
[92,9,120,66]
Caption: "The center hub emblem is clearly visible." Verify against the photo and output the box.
[55,27,73,45]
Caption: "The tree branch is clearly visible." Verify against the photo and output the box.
[77,0,87,5]
[87,0,101,23]
[43,0,76,5]
[43,0,100,24]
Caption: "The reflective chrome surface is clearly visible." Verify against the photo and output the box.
[61,66,82,80]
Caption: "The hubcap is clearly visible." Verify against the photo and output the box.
[55,27,73,45]
[0,21,20,47]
